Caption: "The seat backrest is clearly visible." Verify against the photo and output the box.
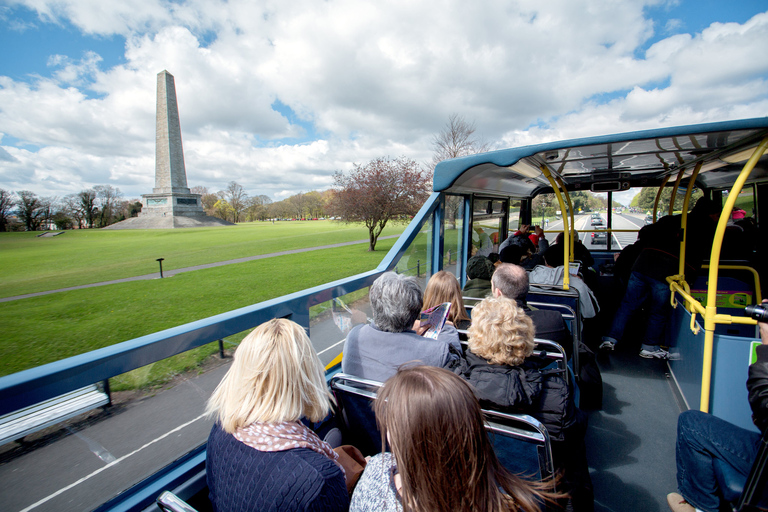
[330,373,554,483]
[329,373,384,456]
[483,409,555,483]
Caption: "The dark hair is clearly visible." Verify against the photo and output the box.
[467,255,495,280]
[376,366,558,512]
[491,263,530,300]
[499,245,527,265]
[543,246,565,268]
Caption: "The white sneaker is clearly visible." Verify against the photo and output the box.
[599,339,615,351]
[639,347,669,359]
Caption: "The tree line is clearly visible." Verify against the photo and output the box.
[0,186,140,232]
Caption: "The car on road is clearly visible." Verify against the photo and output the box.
[591,215,604,226]
[591,228,608,244]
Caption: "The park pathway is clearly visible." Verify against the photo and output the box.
[0,235,400,303]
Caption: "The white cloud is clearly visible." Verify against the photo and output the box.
[1,1,767,201]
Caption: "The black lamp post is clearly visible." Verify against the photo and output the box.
[156,258,165,278]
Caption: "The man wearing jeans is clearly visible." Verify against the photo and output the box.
[600,197,719,359]
[667,301,768,512]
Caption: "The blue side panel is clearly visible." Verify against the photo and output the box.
[668,296,759,433]
[710,334,759,434]
[669,301,705,412]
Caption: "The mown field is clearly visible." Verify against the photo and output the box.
[0,221,404,298]
[0,221,404,388]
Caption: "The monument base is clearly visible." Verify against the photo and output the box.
[104,215,234,230]
[140,192,206,217]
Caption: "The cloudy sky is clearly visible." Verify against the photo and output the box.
[1,0,767,204]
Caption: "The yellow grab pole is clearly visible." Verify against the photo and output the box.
[677,162,702,279]
[699,136,768,413]
[541,166,570,289]
[669,169,685,215]
[653,175,671,223]
[555,176,576,260]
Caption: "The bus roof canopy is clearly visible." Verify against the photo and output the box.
[433,117,768,197]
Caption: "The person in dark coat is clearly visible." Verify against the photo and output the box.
[462,255,495,306]
[600,197,720,359]
[452,297,593,511]
[491,263,573,358]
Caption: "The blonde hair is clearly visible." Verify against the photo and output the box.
[467,297,535,366]
[206,318,332,432]
[423,271,471,326]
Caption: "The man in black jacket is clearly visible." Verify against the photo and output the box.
[491,263,573,358]
[667,300,768,512]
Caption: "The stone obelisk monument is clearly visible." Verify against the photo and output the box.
[139,70,205,218]
[108,70,232,228]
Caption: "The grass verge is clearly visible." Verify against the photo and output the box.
[1,238,397,387]
[0,221,404,298]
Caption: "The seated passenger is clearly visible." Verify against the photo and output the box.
[491,263,572,358]
[205,318,348,512]
[350,365,559,512]
[342,272,461,382]
[423,270,471,330]
[553,231,594,267]
[530,246,599,319]
[499,224,549,269]
[462,254,495,305]
[453,297,593,511]
[667,300,768,512]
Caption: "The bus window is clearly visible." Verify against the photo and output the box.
[444,195,465,279]
[471,198,507,258]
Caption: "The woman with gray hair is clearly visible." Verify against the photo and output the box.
[341,272,461,382]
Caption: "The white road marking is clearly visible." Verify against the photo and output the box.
[19,412,208,512]
[317,338,345,356]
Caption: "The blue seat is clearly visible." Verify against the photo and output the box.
[329,372,555,482]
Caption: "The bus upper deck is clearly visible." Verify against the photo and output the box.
[1,117,767,512]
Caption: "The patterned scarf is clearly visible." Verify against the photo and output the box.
[234,421,344,476]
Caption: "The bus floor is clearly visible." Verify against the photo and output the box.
[586,346,684,512]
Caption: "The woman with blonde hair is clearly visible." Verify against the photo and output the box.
[350,365,557,512]
[205,318,348,512]
[456,297,593,511]
[422,270,472,330]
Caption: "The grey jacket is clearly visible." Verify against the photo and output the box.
[342,323,461,382]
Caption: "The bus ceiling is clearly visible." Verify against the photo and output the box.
[433,118,768,197]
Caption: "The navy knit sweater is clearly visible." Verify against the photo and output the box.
[206,423,349,512]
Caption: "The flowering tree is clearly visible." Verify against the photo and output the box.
[329,156,430,251]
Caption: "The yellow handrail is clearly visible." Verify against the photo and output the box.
[541,165,570,290]
[701,264,763,304]
[677,162,702,279]
[699,135,768,412]
[652,175,671,224]
[669,169,685,216]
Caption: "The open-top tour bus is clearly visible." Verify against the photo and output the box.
[1,117,767,512]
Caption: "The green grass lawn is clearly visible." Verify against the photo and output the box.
[0,221,405,388]
[0,221,404,298]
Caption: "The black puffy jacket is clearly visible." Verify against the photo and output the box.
[451,350,584,442]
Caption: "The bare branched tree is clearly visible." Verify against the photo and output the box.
[430,113,491,171]
[224,181,248,223]
[0,188,15,232]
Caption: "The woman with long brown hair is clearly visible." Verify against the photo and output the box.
[350,365,557,512]
[422,270,472,330]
